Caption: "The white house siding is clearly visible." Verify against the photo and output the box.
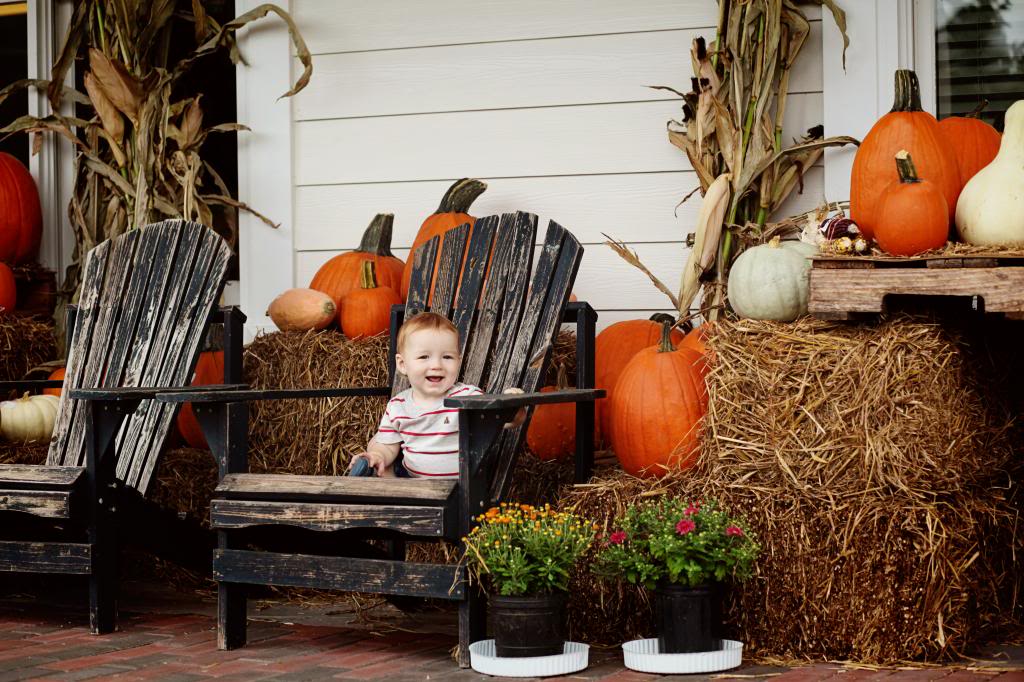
[286,0,828,330]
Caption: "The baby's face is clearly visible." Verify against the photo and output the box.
[396,328,461,401]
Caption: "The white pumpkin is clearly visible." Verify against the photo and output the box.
[0,393,59,443]
[728,237,812,321]
[956,99,1024,245]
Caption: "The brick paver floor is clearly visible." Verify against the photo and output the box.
[0,576,1020,681]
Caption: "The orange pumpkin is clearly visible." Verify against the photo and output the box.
[526,364,600,461]
[609,322,707,478]
[267,288,336,331]
[595,314,684,444]
[310,214,405,311]
[0,153,42,263]
[0,262,15,315]
[176,350,225,449]
[875,151,949,257]
[43,367,65,397]
[938,103,1001,189]
[679,323,711,355]
[400,179,487,299]
[850,70,960,239]
[341,261,403,339]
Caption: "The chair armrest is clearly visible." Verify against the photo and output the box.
[444,388,604,410]
[0,380,65,392]
[154,385,391,404]
[70,384,249,401]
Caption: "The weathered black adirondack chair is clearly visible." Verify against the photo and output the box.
[156,211,603,666]
[0,219,242,633]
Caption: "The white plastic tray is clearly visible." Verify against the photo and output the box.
[622,638,743,674]
[468,640,589,677]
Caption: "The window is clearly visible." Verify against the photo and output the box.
[935,0,1024,131]
[0,2,28,166]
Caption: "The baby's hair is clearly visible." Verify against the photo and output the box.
[397,312,459,353]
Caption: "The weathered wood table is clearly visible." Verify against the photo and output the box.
[808,254,1024,320]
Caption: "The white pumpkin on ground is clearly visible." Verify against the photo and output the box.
[728,237,813,322]
[0,393,59,443]
[956,99,1024,245]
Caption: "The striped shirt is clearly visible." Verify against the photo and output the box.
[374,382,483,478]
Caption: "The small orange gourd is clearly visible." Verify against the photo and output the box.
[938,101,1001,189]
[875,151,949,257]
[341,261,403,339]
[609,322,707,478]
[310,214,405,311]
[400,179,487,299]
[0,262,15,315]
[526,364,600,461]
[43,367,65,397]
[850,70,959,239]
[176,350,225,450]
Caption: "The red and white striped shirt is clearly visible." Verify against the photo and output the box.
[374,382,483,478]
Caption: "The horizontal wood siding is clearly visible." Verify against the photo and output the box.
[289,1,826,327]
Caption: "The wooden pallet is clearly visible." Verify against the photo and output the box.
[808,255,1024,320]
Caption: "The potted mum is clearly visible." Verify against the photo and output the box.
[594,497,759,653]
[463,502,596,657]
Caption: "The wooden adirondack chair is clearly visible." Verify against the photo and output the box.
[0,219,242,633]
[156,211,603,666]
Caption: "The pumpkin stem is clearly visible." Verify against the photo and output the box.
[967,99,989,119]
[436,179,487,214]
[555,363,569,391]
[891,69,924,113]
[649,312,676,326]
[359,261,379,289]
[894,150,921,184]
[356,214,396,256]
[657,321,675,353]
[767,235,782,248]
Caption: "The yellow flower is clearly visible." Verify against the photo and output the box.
[494,541,500,547]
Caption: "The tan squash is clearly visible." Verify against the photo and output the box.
[0,393,59,443]
[267,288,336,331]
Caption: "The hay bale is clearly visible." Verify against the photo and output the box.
[562,316,1023,662]
[0,317,56,384]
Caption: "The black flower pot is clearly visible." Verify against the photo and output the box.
[653,582,721,653]
[490,592,566,658]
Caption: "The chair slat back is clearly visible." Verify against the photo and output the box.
[400,212,583,498]
[47,220,232,495]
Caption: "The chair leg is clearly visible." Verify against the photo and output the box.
[89,517,117,634]
[218,582,247,650]
[458,588,486,668]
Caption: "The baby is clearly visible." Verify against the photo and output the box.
[350,311,524,478]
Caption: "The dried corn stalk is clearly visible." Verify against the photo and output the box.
[608,0,859,320]
[0,1,312,336]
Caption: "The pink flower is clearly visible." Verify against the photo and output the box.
[609,531,628,545]
[675,518,696,535]
[726,525,744,537]
[684,504,699,516]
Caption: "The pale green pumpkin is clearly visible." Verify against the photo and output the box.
[728,237,812,321]
[0,393,59,443]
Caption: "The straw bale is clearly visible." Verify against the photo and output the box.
[562,316,1023,662]
[0,317,56,385]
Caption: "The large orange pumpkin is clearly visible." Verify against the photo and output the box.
[310,213,405,311]
[595,314,684,444]
[0,262,15,315]
[400,178,487,299]
[526,365,600,461]
[176,350,225,449]
[341,261,403,339]
[679,323,711,355]
[850,70,960,239]
[0,153,42,263]
[937,103,1001,190]
[875,151,949,257]
[43,367,65,397]
[609,322,707,478]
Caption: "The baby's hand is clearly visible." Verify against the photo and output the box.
[502,388,528,429]
[351,451,387,477]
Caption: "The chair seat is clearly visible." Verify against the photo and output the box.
[212,473,459,538]
[0,464,85,519]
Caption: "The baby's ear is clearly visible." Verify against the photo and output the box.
[394,353,408,375]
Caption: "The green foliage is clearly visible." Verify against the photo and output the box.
[463,502,596,597]
[593,497,759,590]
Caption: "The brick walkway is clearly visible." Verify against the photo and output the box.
[0,578,1020,681]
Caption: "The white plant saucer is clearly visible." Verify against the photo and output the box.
[622,638,743,674]
[468,640,589,677]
